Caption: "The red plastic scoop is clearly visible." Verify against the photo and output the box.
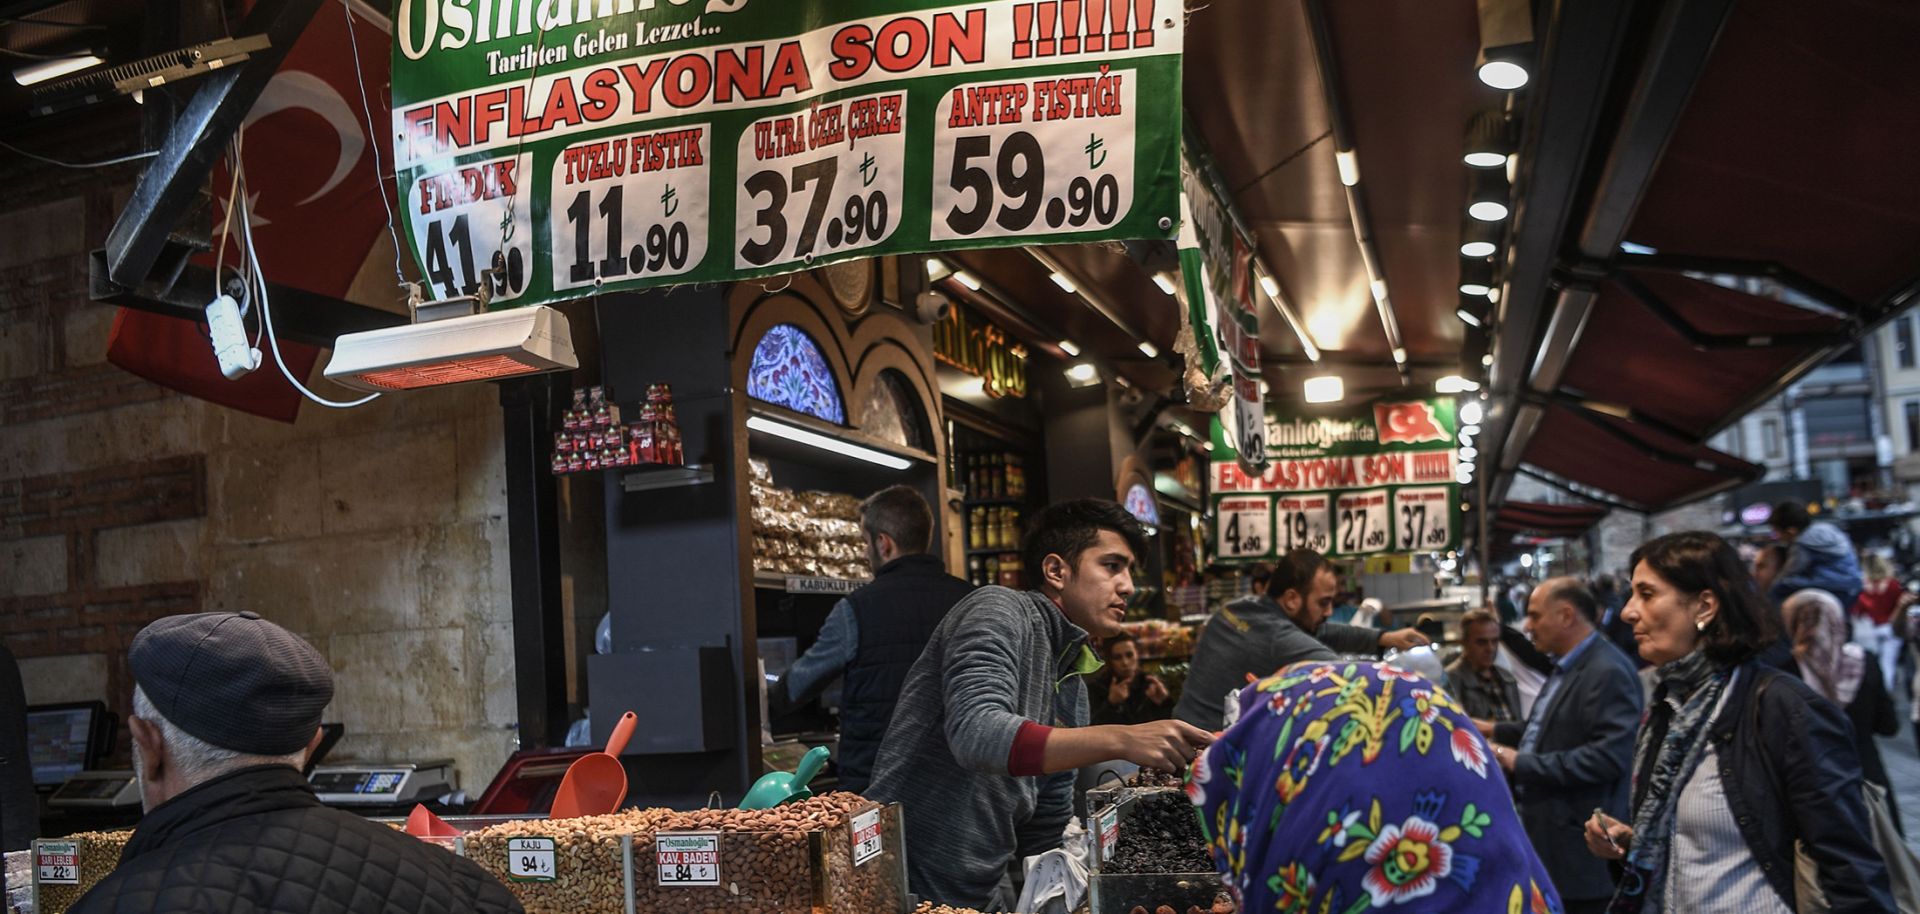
[404,804,462,838]
[550,711,636,819]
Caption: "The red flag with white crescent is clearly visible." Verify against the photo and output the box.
[107,2,399,421]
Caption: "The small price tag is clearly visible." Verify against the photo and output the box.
[1097,808,1119,862]
[507,837,557,882]
[37,841,79,885]
[850,808,883,867]
[656,832,721,886]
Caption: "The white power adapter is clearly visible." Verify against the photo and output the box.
[206,293,261,380]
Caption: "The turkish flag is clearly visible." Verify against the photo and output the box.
[1374,401,1448,444]
[107,2,398,422]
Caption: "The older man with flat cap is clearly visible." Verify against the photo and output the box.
[70,611,524,914]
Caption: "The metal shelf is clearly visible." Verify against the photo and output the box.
[620,463,714,493]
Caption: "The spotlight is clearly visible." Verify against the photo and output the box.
[1057,339,1081,357]
[1474,0,1534,90]
[1459,259,1494,297]
[1304,375,1344,403]
[1336,149,1361,187]
[1463,110,1511,168]
[1469,169,1510,222]
[952,270,981,291]
[1065,363,1100,387]
[1049,272,1076,293]
[1460,219,1499,258]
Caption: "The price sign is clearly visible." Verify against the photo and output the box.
[1393,487,1453,552]
[850,808,883,867]
[36,841,78,885]
[1275,494,1331,554]
[507,837,557,882]
[405,152,533,305]
[550,127,710,291]
[1097,807,1119,862]
[656,832,722,887]
[1216,496,1273,559]
[931,70,1137,243]
[1334,489,1391,555]
[734,92,907,271]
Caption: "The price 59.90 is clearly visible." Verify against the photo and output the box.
[943,131,1119,237]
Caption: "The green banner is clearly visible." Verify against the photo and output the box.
[1210,399,1461,562]
[390,0,1183,305]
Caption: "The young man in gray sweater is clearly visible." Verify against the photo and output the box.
[865,499,1213,909]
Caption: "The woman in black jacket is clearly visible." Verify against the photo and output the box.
[1585,531,1893,914]
[1781,588,1901,833]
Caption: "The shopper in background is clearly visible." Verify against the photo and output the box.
[69,612,524,914]
[1767,500,1862,608]
[1477,577,1642,914]
[1174,549,1430,729]
[1594,572,1642,664]
[865,499,1214,910]
[1587,532,1892,914]
[1445,608,1522,724]
[1750,542,1789,595]
[1852,552,1906,692]
[1087,632,1172,726]
[1188,661,1561,913]
[774,485,973,794]
[1781,588,1900,832]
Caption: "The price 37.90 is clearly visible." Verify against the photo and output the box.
[738,156,891,267]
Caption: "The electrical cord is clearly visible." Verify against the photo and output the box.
[237,178,381,409]
[337,0,410,289]
[0,138,158,168]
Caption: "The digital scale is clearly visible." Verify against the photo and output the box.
[47,771,141,809]
[309,760,454,807]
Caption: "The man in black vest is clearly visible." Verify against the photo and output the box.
[777,485,973,793]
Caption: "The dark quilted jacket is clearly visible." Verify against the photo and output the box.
[69,765,523,914]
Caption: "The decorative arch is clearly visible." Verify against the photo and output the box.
[746,323,845,424]
[858,368,932,451]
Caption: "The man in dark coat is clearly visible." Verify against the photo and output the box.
[70,611,523,914]
[774,485,973,793]
[1476,577,1643,914]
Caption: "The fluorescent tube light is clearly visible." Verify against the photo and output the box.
[1335,149,1360,187]
[746,416,912,470]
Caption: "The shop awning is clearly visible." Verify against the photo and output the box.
[1485,0,1920,513]
[1519,403,1762,512]
[1492,501,1610,539]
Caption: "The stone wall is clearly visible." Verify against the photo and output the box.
[0,131,518,791]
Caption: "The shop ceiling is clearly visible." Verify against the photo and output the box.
[9,0,1919,522]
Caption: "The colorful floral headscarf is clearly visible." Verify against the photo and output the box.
[1187,660,1563,914]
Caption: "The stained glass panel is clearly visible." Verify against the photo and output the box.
[747,324,845,424]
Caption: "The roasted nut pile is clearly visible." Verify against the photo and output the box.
[1104,790,1213,875]
[911,903,997,914]
[463,792,896,914]
[32,830,132,914]
[1127,894,1236,914]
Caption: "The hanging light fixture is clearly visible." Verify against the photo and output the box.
[1460,218,1499,258]
[1457,293,1490,328]
[1475,0,1534,90]
[1459,258,1495,297]
[1463,110,1511,168]
[1468,168,1511,222]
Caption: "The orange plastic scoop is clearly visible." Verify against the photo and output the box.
[550,711,636,819]
[404,804,462,838]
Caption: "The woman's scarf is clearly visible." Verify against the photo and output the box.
[1186,660,1562,914]
[1610,649,1732,913]
[1782,588,1866,706]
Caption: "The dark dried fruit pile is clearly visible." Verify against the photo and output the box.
[1126,892,1236,914]
[1104,790,1214,874]
[1123,768,1184,788]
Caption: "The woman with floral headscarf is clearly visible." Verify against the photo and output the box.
[1186,659,1561,914]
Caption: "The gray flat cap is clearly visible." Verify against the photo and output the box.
[129,611,334,756]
